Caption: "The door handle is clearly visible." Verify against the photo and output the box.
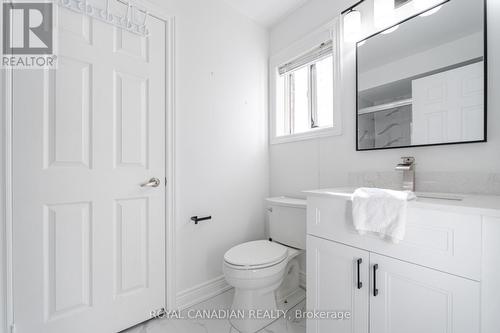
[140,178,161,188]
[357,258,363,289]
[373,264,379,297]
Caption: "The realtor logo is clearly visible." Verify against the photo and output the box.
[2,1,57,68]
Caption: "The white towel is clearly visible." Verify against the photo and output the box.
[351,188,415,243]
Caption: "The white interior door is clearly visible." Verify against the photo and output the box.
[307,235,369,333]
[369,253,480,333]
[12,6,166,333]
[411,61,484,145]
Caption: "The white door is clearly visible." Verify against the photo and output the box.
[369,253,480,333]
[307,236,369,333]
[412,62,484,145]
[12,6,166,333]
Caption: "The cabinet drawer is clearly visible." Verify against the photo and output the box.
[307,196,482,281]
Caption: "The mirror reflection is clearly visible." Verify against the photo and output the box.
[357,0,485,150]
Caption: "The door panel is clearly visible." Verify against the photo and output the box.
[13,6,166,333]
[307,236,369,333]
[370,253,480,333]
[412,62,484,145]
[114,198,149,296]
[45,202,92,321]
[45,56,92,169]
[114,71,149,168]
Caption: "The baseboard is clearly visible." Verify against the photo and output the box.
[299,271,306,289]
[176,272,306,311]
[176,275,232,310]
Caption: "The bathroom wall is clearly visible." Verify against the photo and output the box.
[269,0,500,197]
[150,0,270,306]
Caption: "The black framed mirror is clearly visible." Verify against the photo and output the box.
[356,0,487,151]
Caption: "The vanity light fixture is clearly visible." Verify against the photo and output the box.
[381,24,400,34]
[419,5,442,16]
[341,0,365,42]
[344,9,362,42]
[415,0,443,16]
[374,0,397,30]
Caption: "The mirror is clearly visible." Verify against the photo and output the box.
[356,0,486,151]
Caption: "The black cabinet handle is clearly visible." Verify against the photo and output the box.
[373,264,379,297]
[357,258,363,289]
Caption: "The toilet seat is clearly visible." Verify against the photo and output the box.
[224,240,288,270]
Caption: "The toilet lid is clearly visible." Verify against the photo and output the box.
[224,240,288,267]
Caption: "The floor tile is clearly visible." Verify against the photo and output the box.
[123,289,306,333]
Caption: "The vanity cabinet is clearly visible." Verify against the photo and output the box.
[304,190,498,333]
[370,253,479,333]
[307,195,481,280]
[307,235,479,333]
[307,236,369,333]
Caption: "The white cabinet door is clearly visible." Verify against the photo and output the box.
[370,253,480,333]
[307,236,369,333]
[12,5,167,333]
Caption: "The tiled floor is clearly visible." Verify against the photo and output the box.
[124,289,306,333]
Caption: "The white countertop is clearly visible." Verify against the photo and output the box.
[266,196,307,208]
[303,187,500,218]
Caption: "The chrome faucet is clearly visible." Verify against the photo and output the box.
[395,157,415,192]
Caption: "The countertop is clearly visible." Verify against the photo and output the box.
[303,187,500,218]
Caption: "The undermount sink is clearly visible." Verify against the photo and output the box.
[415,193,464,201]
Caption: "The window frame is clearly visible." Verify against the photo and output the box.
[270,18,343,145]
[280,61,325,135]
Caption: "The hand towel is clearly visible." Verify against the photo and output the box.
[351,188,415,243]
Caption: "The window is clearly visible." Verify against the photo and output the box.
[275,41,335,138]
[270,20,342,144]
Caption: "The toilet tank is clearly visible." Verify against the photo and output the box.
[266,197,307,250]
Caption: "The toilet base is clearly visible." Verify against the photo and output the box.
[229,287,306,333]
[229,288,280,333]
[228,258,305,333]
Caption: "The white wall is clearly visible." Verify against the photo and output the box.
[150,0,270,304]
[269,0,500,198]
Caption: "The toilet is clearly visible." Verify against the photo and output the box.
[223,197,306,333]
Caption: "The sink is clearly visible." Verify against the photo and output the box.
[415,193,464,202]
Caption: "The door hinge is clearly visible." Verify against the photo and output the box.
[10,324,16,333]
[165,178,167,186]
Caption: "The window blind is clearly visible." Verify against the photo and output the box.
[278,40,333,76]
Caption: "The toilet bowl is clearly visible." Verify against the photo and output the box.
[222,196,307,333]
[223,240,302,333]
